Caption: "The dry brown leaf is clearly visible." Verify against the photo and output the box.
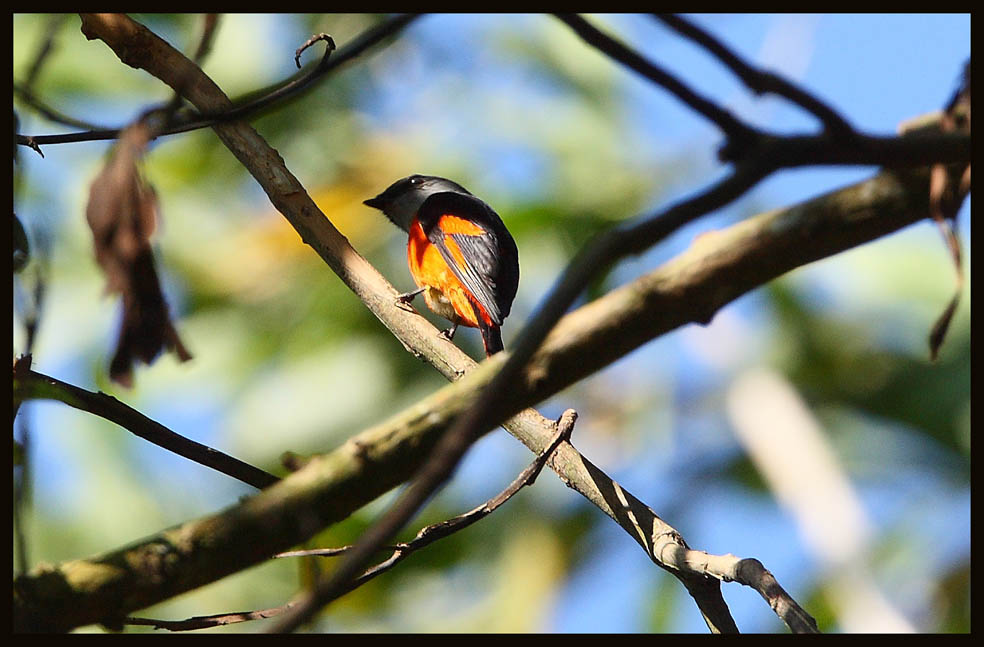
[85,121,191,386]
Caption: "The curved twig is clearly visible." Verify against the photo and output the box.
[13,368,279,490]
[267,410,578,633]
[555,13,759,146]
[654,13,855,138]
[14,83,107,131]
[16,14,420,150]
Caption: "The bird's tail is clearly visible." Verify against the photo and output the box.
[481,325,503,356]
[469,299,503,356]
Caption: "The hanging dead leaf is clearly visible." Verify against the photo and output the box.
[85,120,191,386]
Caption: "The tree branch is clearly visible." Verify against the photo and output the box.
[16,14,420,149]
[124,603,297,631]
[344,20,970,630]
[68,12,723,633]
[555,13,758,144]
[293,159,772,633]
[13,368,279,490]
[269,410,578,632]
[14,82,106,131]
[13,149,947,632]
[654,13,855,137]
[339,15,968,634]
[121,413,575,632]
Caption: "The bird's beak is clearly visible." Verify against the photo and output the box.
[363,196,385,209]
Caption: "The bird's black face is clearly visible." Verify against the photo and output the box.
[363,175,420,210]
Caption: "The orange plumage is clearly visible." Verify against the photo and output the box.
[407,215,495,330]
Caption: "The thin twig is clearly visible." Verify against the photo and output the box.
[121,410,576,632]
[153,14,222,137]
[16,14,420,150]
[15,15,109,139]
[294,32,335,69]
[126,603,298,631]
[285,408,576,562]
[924,61,969,360]
[268,409,576,632]
[191,14,220,64]
[13,356,35,578]
[14,83,107,131]
[555,14,759,146]
[13,369,279,490]
[23,14,71,88]
[654,13,855,138]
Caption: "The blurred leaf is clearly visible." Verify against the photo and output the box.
[85,120,191,386]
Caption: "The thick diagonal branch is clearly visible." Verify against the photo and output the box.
[13,152,943,632]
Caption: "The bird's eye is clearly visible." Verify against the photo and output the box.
[409,176,422,185]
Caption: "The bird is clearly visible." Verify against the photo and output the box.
[364,174,519,356]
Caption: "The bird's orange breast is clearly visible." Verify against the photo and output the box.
[407,217,491,329]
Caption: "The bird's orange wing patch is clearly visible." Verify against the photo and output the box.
[437,214,486,236]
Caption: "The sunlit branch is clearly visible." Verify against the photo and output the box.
[269,410,577,632]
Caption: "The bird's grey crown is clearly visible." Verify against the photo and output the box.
[364,174,472,232]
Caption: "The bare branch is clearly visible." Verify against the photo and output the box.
[122,410,577,632]
[269,410,578,632]
[13,356,35,577]
[13,152,947,633]
[13,368,279,490]
[337,15,968,632]
[923,61,970,359]
[654,14,855,137]
[14,83,107,131]
[126,604,297,631]
[14,15,220,143]
[555,14,758,145]
[299,159,769,633]
[294,32,335,69]
[16,14,420,150]
[22,14,71,88]
[191,14,220,64]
